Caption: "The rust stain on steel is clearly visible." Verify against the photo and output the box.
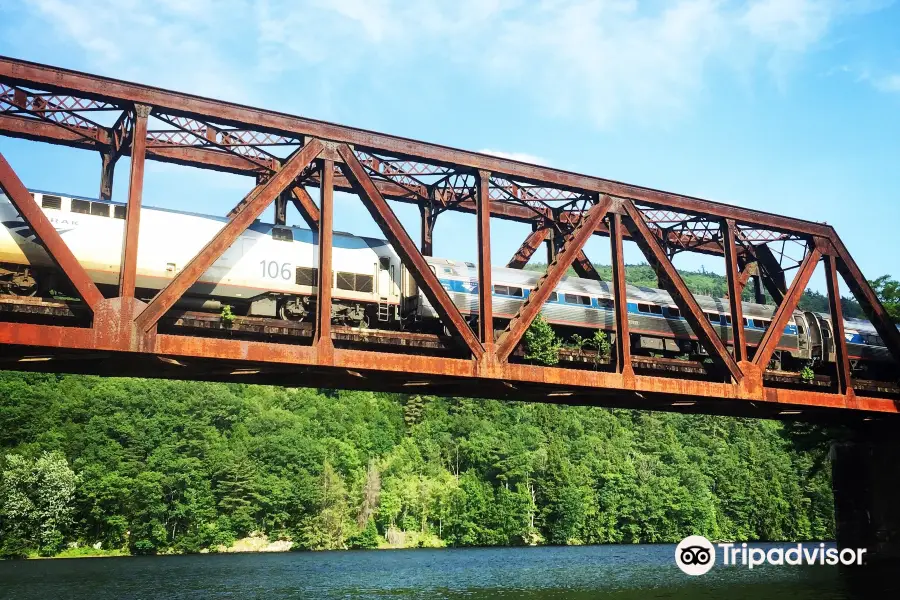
[475,170,493,345]
[0,320,897,415]
[495,197,612,361]
[507,227,549,268]
[571,249,602,281]
[419,203,435,257]
[823,251,852,395]
[752,246,821,369]
[135,139,324,332]
[118,104,150,299]
[752,244,788,305]
[623,199,743,382]
[609,212,633,377]
[722,219,747,362]
[0,152,105,310]
[337,144,484,359]
[315,158,335,356]
[290,186,320,230]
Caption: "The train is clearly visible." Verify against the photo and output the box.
[0,190,895,377]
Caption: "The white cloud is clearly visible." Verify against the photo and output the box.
[21,0,255,103]
[873,73,900,93]
[13,0,891,127]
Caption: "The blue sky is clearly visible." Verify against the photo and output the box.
[1,0,899,295]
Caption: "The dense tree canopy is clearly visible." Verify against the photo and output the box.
[0,372,833,558]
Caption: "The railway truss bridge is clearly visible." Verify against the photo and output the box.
[0,55,898,421]
[4,55,900,560]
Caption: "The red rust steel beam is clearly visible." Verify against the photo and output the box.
[623,200,743,382]
[830,235,900,365]
[476,170,493,346]
[824,252,852,394]
[99,151,116,201]
[495,197,612,362]
[0,56,834,238]
[737,261,758,295]
[753,244,787,305]
[119,104,150,299]
[420,203,434,257]
[722,219,747,362]
[337,144,484,359]
[0,152,104,310]
[752,246,821,370]
[315,159,334,352]
[291,186,320,230]
[572,249,602,281]
[609,212,632,375]
[507,227,549,268]
[135,139,324,331]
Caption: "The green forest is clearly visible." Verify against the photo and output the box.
[0,373,833,559]
[1,267,897,559]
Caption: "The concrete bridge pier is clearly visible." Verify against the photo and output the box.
[832,436,900,563]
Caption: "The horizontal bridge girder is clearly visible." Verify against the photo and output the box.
[0,319,896,420]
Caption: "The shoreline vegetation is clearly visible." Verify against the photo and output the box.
[1,370,833,560]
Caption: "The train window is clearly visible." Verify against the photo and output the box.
[742,317,749,327]
[272,227,293,242]
[565,294,590,306]
[637,303,650,313]
[90,202,109,217]
[295,267,318,286]
[797,324,805,334]
[707,313,719,323]
[548,292,558,302]
[668,307,681,318]
[443,267,453,274]
[597,298,614,309]
[41,195,62,210]
[494,285,523,297]
[113,205,126,219]
[821,325,830,338]
[724,315,732,325]
[379,257,390,270]
[336,272,374,293]
[758,320,770,330]
[648,304,663,315]
[71,199,91,214]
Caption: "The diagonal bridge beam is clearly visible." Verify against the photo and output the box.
[135,139,325,331]
[0,152,104,311]
[495,197,612,361]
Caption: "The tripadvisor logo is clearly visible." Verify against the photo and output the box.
[676,535,716,576]
[675,536,867,575]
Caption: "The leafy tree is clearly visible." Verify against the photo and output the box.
[0,452,78,557]
[524,315,561,366]
[870,275,900,323]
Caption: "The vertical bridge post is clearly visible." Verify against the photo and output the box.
[119,103,150,299]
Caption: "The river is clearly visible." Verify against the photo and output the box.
[0,544,896,599]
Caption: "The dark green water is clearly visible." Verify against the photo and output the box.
[0,544,896,599]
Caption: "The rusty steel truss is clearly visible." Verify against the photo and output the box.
[0,56,898,423]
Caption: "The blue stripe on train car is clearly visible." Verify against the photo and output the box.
[437,277,796,336]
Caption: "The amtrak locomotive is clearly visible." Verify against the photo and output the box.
[0,191,895,377]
